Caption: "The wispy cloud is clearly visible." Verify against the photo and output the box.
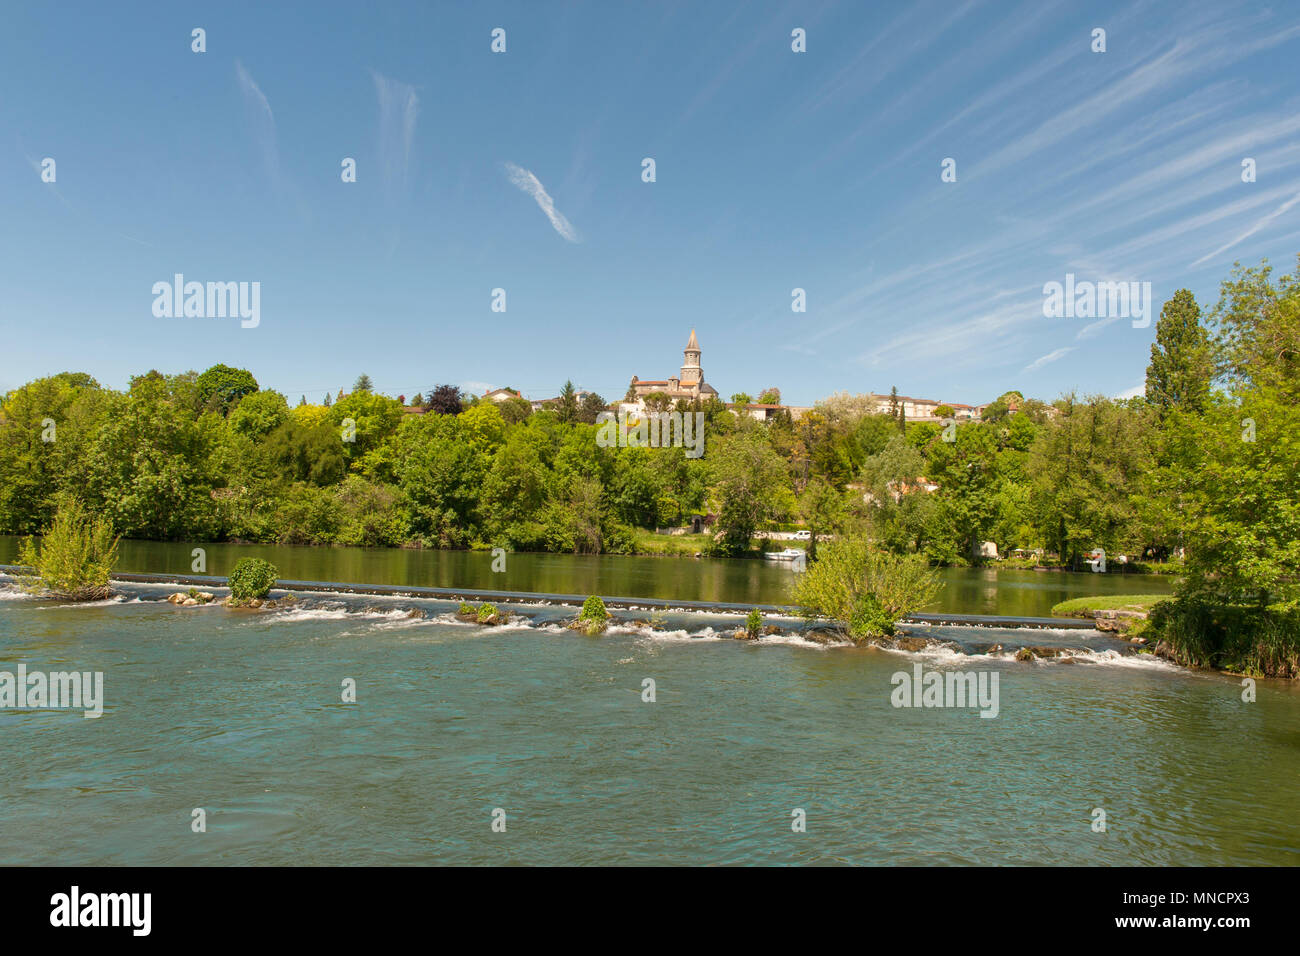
[235,60,279,180]
[372,71,419,194]
[1189,188,1300,267]
[1023,347,1075,372]
[503,162,580,242]
[1115,383,1146,400]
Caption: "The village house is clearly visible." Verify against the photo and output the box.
[729,402,811,422]
[868,393,983,422]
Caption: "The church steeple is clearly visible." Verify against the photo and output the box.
[681,329,702,384]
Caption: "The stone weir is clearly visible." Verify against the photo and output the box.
[0,566,1097,630]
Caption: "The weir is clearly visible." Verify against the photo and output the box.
[0,566,1097,629]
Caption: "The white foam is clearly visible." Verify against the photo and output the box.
[35,595,130,610]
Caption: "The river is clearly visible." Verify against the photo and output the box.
[0,537,1176,616]
[1,578,1297,865]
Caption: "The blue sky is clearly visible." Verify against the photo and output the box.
[3,0,1299,407]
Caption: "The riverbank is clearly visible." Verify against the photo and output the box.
[0,536,1177,618]
[1053,593,1300,680]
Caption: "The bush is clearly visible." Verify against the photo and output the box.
[1149,597,1300,678]
[227,558,279,602]
[477,603,498,623]
[576,595,609,635]
[580,595,608,623]
[745,608,763,638]
[793,537,940,642]
[16,498,119,600]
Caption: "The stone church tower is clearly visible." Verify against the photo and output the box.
[627,328,718,404]
[680,329,702,385]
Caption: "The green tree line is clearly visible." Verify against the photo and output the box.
[1,256,1295,622]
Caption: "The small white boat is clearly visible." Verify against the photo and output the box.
[765,548,805,561]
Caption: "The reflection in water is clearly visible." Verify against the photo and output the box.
[0,536,1178,617]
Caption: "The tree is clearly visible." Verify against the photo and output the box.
[757,388,781,405]
[794,536,940,641]
[730,392,753,406]
[1169,256,1300,604]
[799,478,845,560]
[708,430,792,554]
[424,385,463,416]
[1209,255,1300,391]
[1026,394,1155,567]
[577,391,608,424]
[1146,289,1212,418]
[353,374,374,394]
[196,364,258,415]
[228,390,290,439]
[557,381,579,423]
[17,497,120,601]
[499,396,533,424]
[642,391,671,413]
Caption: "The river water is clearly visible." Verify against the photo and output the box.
[0,537,1176,615]
[1,577,1297,865]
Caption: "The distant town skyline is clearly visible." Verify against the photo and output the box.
[4,1,1299,405]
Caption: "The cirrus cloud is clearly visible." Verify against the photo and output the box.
[503,162,580,242]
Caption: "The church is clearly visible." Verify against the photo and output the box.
[627,329,720,405]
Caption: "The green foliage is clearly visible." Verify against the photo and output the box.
[557,381,580,423]
[1149,598,1299,678]
[1027,394,1154,567]
[794,536,941,642]
[708,429,792,555]
[16,497,119,600]
[477,603,498,622]
[228,389,289,438]
[227,558,278,601]
[1051,594,1168,617]
[745,608,763,637]
[1165,255,1300,605]
[1146,289,1212,418]
[196,364,258,415]
[580,595,608,622]
[0,252,1291,608]
[576,392,607,424]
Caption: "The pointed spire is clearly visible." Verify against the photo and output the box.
[686,328,699,350]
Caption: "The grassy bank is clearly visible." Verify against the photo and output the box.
[628,530,810,558]
[1148,599,1300,679]
[1051,594,1169,617]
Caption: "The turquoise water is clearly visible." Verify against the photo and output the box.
[2,579,1296,866]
